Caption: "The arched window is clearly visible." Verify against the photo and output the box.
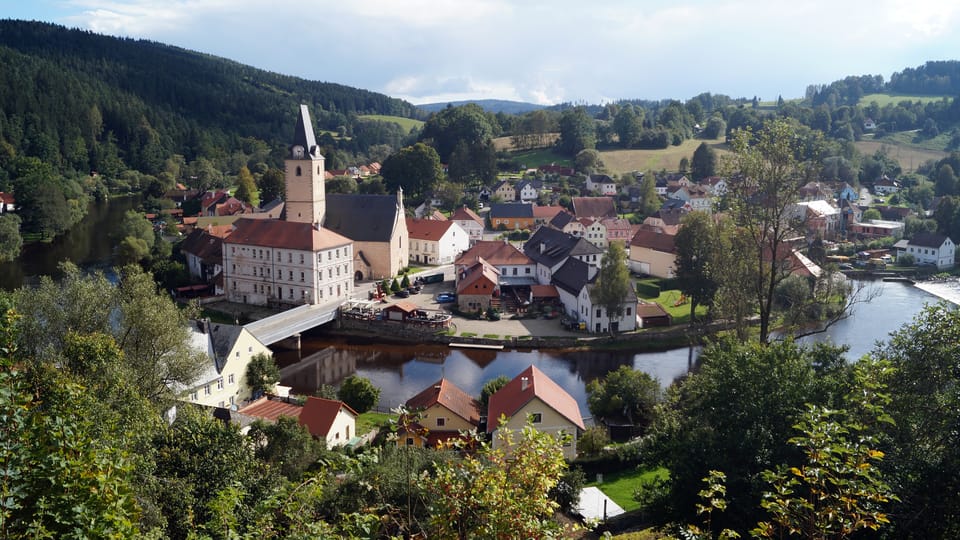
[296,166,302,176]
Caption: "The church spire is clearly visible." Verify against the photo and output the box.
[290,104,319,159]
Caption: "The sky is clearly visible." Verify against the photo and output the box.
[5,0,960,106]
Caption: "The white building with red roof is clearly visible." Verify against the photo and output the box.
[487,365,585,459]
[222,105,355,307]
[399,378,482,447]
[299,396,358,447]
[449,205,485,245]
[406,218,468,265]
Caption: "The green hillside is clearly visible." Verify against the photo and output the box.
[860,93,950,107]
[359,114,425,133]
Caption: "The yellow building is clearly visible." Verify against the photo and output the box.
[182,320,272,409]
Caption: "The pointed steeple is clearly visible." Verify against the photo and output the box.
[290,104,319,159]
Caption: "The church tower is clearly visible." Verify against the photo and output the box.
[284,104,326,226]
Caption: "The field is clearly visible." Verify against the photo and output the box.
[854,136,948,171]
[358,114,424,133]
[600,138,729,174]
[586,466,668,512]
[859,93,949,107]
[493,133,560,151]
[508,147,572,169]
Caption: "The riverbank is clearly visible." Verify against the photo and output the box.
[913,277,960,306]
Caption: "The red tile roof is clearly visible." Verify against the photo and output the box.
[630,225,677,253]
[450,206,483,224]
[454,240,532,267]
[299,397,358,438]
[238,397,303,422]
[224,218,351,251]
[532,205,565,220]
[406,218,456,240]
[457,259,500,295]
[487,365,584,433]
[530,284,559,298]
[405,378,481,425]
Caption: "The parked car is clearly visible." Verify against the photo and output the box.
[435,292,456,303]
[395,289,410,298]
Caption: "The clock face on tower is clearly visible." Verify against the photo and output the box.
[292,145,304,159]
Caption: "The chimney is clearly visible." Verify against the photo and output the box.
[521,377,529,391]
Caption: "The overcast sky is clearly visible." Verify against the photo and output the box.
[7,0,960,105]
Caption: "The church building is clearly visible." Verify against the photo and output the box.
[223,105,354,307]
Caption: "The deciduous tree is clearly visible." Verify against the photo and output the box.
[586,365,660,432]
[674,211,719,324]
[338,375,380,414]
[590,242,632,334]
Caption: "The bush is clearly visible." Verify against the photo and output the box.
[636,282,661,298]
[337,375,381,414]
[579,426,611,457]
[897,253,915,266]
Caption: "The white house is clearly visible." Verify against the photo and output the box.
[449,206,485,246]
[552,256,638,334]
[299,396,358,447]
[901,233,955,269]
[581,218,608,249]
[516,180,539,202]
[406,218,469,265]
[182,320,272,409]
[586,174,618,196]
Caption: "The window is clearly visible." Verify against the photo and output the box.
[437,418,446,427]
[626,307,632,316]
[296,166,302,176]
[204,385,211,396]
[228,374,235,385]
[406,437,414,446]
[300,254,304,264]
[597,308,602,318]
[300,272,305,282]
[190,392,198,401]
[530,413,542,424]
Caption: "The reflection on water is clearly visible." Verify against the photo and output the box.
[279,280,943,413]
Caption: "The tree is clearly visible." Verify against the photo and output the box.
[589,242,632,334]
[381,143,442,199]
[702,116,727,139]
[247,416,327,481]
[674,211,719,324]
[479,375,509,412]
[574,148,603,174]
[326,175,358,194]
[638,173,661,217]
[338,375,380,413]
[246,352,279,397]
[558,106,596,156]
[234,165,258,206]
[422,423,571,539]
[935,163,957,196]
[723,119,814,343]
[0,213,22,262]
[690,142,718,181]
[862,208,882,221]
[257,167,285,204]
[419,104,495,162]
[586,365,660,432]
[613,105,642,148]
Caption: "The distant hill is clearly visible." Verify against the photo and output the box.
[0,19,424,178]
[417,99,547,115]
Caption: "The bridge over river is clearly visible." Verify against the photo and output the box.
[244,301,340,346]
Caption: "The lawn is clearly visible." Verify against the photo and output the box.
[358,114,424,133]
[859,93,949,107]
[635,279,708,326]
[355,411,396,436]
[509,147,571,169]
[599,137,729,175]
[854,136,948,171]
[586,466,669,512]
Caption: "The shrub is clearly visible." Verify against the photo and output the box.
[636,282,661,298]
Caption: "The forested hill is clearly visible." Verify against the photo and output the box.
[0,19,422,174]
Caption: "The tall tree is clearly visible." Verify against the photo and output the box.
[381,143,442,199]
[674,211,719,324]
[234,165,258,206]
[257,167,285,204]
[0,213,22,262]
[586,365,660,432]
[557,106,596,156]
[723,119,812,343]
[613,105,643,148]
[690,142,718,181]
[589,242,632,334]
[638,173,661,217]
[419,104,495,162]
[338,375,381,414]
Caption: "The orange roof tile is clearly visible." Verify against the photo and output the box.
[406,218,456,240]
[224,218,351,252]
[238,397,303,422]
[405,378,481,425]
[450,206,483,223]
[487,365,584,433]
[454,240,532,267]
[299,397,358,438]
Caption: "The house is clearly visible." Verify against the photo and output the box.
[180,228,225,284]
[182,320,272,409]
[325,191,409,280]
[586,174,618,196]
[524,227,603,285]
[538,164,575,177]
[493,180,516,202]
[794,200,841,240]
[629,224,677,278]
[873,176,900,195]
[516,179,539,202]
[449,205,485,245]
[236,396,303,426]
[222,105,356,308]
[699,176,727,196]
[581,218,608,249]
[685,185,713,213]
[454,240,536,285]
[549,211,584,237]
[0,192,14,213]
[835,182,858,202]
[487,365,585,460]
[872,205,913,222]
[532,205,565,226]
[406,218,468,265]
[552,256,638,334]
[572,196,617,219]
[864,118,877,131]
[488,203,536,230]
[399,378,482,447]
[654,177,669,196]
[456,258,501,313]
[901,233,955,269]
[636,302,672,328]
[849,220,905,239]
[299,397,358,447]
[602,218,634,246]
[798,182,833,202]
[382,301,421,322]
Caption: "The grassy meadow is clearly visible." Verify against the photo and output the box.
[859,93,950,107]
[854,136,948,171]
[358,114,425,133]
[600,137,729,174]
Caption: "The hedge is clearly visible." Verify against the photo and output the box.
[636,282,661,298]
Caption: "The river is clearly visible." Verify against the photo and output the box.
[278,279,945,416]
[0,195,141,291]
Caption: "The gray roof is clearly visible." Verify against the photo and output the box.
[549,211,575,229]
[552,257,594,295]
[291,104,321,159]
[489,202,534,219]
[524,227,600,269]
[325,193,401,242]
[909,232,952,248]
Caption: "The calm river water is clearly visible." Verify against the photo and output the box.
[278,280,944,416]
